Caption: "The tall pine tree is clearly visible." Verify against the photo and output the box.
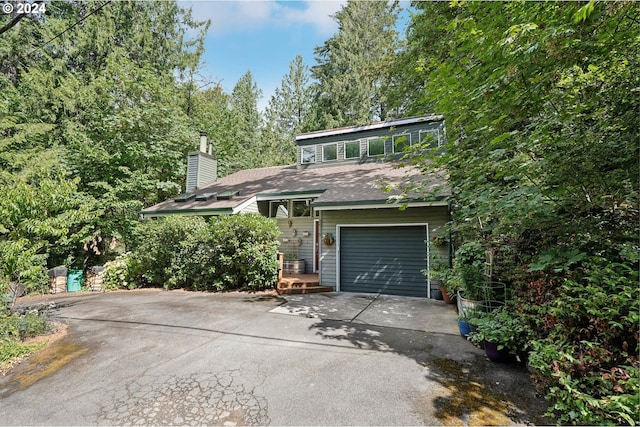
[311,0,401,128]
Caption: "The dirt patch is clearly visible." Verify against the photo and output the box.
[0,321,69,376]
[431,357,519,426]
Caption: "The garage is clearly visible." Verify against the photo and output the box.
[338,225,429,297]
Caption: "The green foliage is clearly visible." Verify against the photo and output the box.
[468,306,533,355]
[448,242,486,301]
[102,253,139,291]
[399,3,639,424]
[0,309,51,366]
[311,0,401,127]
[131,216,207,287]
[524,257,639,425]
[123,215,279,292]
[170,215,280,291]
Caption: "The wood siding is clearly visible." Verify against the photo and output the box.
[275,217,315,273]
[320,206,449,293]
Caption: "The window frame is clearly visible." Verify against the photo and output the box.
[392,133,412,153]
[367,137,386,157]
[322,143,338,162]
[301,146,316,164]
[344,140,361,159]
[292,199,312,217]
[268,200,289,218]
[418,129,442,147]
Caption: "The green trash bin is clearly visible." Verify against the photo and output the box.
[67,270,83,292]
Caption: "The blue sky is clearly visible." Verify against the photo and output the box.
[180,1,348,111]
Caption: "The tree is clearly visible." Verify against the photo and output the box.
[399,2,639,423]
[262,55,314,166]
[311,0,401,128]
[230,70,264,170]
[0,0,209,269]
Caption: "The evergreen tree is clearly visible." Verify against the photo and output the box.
[262,55,314,166]
[230,70,263,170]
[311,0,401,128]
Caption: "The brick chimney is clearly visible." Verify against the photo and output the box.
[186,132,217,192]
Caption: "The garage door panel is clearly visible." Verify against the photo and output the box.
[339,226,428,297]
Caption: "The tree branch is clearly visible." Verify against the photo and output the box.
[0,14,25,36]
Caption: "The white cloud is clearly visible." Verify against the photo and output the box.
[180,0,345,37]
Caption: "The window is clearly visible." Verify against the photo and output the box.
[367,137,386,156]
[344,141,360,159]
[418,130,439,147]
[322,144,337,162]
[393,133,412,153]
[301,146,316,164]
[269,200,289,218]
[292,199,312,217]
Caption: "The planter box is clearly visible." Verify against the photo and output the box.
[283,259,305,274]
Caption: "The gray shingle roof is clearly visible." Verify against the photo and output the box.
[141,160,448,215]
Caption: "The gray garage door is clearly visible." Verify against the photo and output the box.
[339,226,428,297]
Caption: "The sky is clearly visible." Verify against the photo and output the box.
[179,1,348,112]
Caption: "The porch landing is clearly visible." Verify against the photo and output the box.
[276,273,333,295]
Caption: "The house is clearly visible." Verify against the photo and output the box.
[141,115,450,298]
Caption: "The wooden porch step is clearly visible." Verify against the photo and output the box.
[277,285,334,295]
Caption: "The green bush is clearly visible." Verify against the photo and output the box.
[131,216,208,287]
[102,253,140,291]
[525,257,639,425]
[170,214,280,291]
[130,214,280,292]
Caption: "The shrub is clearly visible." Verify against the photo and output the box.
[525,257,639,425]
[171,214,280,291]
[102,253,140,291]
[131,216,207,287]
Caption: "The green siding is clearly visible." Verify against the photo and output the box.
[319,206,449,295]
[275,217,315,273]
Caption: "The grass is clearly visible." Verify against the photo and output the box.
[0,308,52,369]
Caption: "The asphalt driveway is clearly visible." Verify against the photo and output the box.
[0,290,548,425]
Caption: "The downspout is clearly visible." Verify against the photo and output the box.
[426,224,431,299]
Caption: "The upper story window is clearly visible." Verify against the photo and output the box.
[344,141,360,159]
[322,143,337,162]
[393,133,412,153]
[301,146,316,164]
[269,200,289,218]
[292,199,312,217]
[367,137,386,156]
[419,130,442,147]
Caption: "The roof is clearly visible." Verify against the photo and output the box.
[295,115,444,142]
[141,160,449,216]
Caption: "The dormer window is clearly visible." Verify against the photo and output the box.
[393,133,412,153]
[322,143,338,162]
[344,141,360,159]
[301,146,316,164]
[367,137,386,156]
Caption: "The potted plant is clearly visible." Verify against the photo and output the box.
[424,254,456,304]
[457,313,471,337]
[468,307,529,363]
[283,252,305,274]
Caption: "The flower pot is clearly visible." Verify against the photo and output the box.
[432,289,443,300]
[283,259,305,274]
[483,340,511,363]
[440,286,455,304]
[457,320,471,337]
[457,290,479,318]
